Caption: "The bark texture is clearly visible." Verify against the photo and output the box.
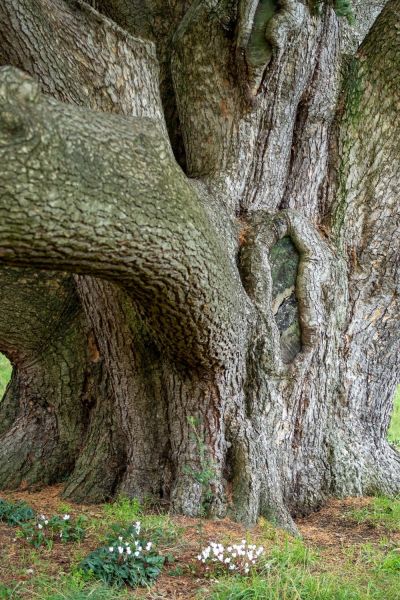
[0,0,398,529]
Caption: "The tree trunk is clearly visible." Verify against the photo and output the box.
[0,0,398,532]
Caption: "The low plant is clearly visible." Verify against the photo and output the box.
[269,538,317,568]
[24,573,128,600]
[0,583,16,600]
[107,514,179,548]
[207,571,364,600]
[80,521,164,588]
[197,540,265,576]
[103,496,141,524]
[348,496,400,532]
[0,498,35,526]
[19,513,86,548]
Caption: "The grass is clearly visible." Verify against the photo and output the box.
[0,491,400,599]
[0,353,12,398]
[207,572,365,600]
[348,496,400,532]
[206,538,400,600]
[388,386,400,449]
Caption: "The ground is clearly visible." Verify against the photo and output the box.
[0,486,399,599]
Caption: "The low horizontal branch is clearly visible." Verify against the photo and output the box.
[0,67,246,368]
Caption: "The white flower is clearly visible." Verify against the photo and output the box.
[229,564,236,570]
[118,546,124,554]
[146,542,152,551]
[60,532,63,538]
[63,514,70,521]
[126,547,132,555]
[40,514,46,520]
[224,557,231,564]
[44,520,48,525]
[118,536,123,542]
[197,555,202,561]
[109,547,114,553]
[244,567,249,574]
[37,524,43,530]
[134,551,140,557]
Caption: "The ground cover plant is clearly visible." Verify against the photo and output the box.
[80,521,164,588]
[19,513,87,549]
[0,487,399,599]
[0,499,35,526]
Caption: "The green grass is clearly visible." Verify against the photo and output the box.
[348,496,400,532]
[102,496,141,524]
[207,572,365,600]
[0,353,12,398]
[388,386,400,449]
[206,540,400,600]
[204,521,400,600]
[24,574,130,600]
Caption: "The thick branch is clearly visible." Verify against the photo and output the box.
[0,67,246,367]
[0,0,165,125]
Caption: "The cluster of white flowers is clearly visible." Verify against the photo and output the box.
[37,513,70,529]
[37,514,49,529]
[107,522,153,560]
[197,540,264,574]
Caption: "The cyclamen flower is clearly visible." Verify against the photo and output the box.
[146,542,152,551]
[109,547,114,553]
[37,524,43,530]
[63,514,70,521]
[118,546,124,554]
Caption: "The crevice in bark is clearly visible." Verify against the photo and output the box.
[270,236,301,364]
[90,0,190,171]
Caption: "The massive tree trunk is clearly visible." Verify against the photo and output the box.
[0,0,398,532]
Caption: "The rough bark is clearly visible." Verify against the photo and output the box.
[0,0,398,529]
[0,269,88,487]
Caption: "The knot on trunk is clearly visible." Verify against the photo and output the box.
[240,209,345,372]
